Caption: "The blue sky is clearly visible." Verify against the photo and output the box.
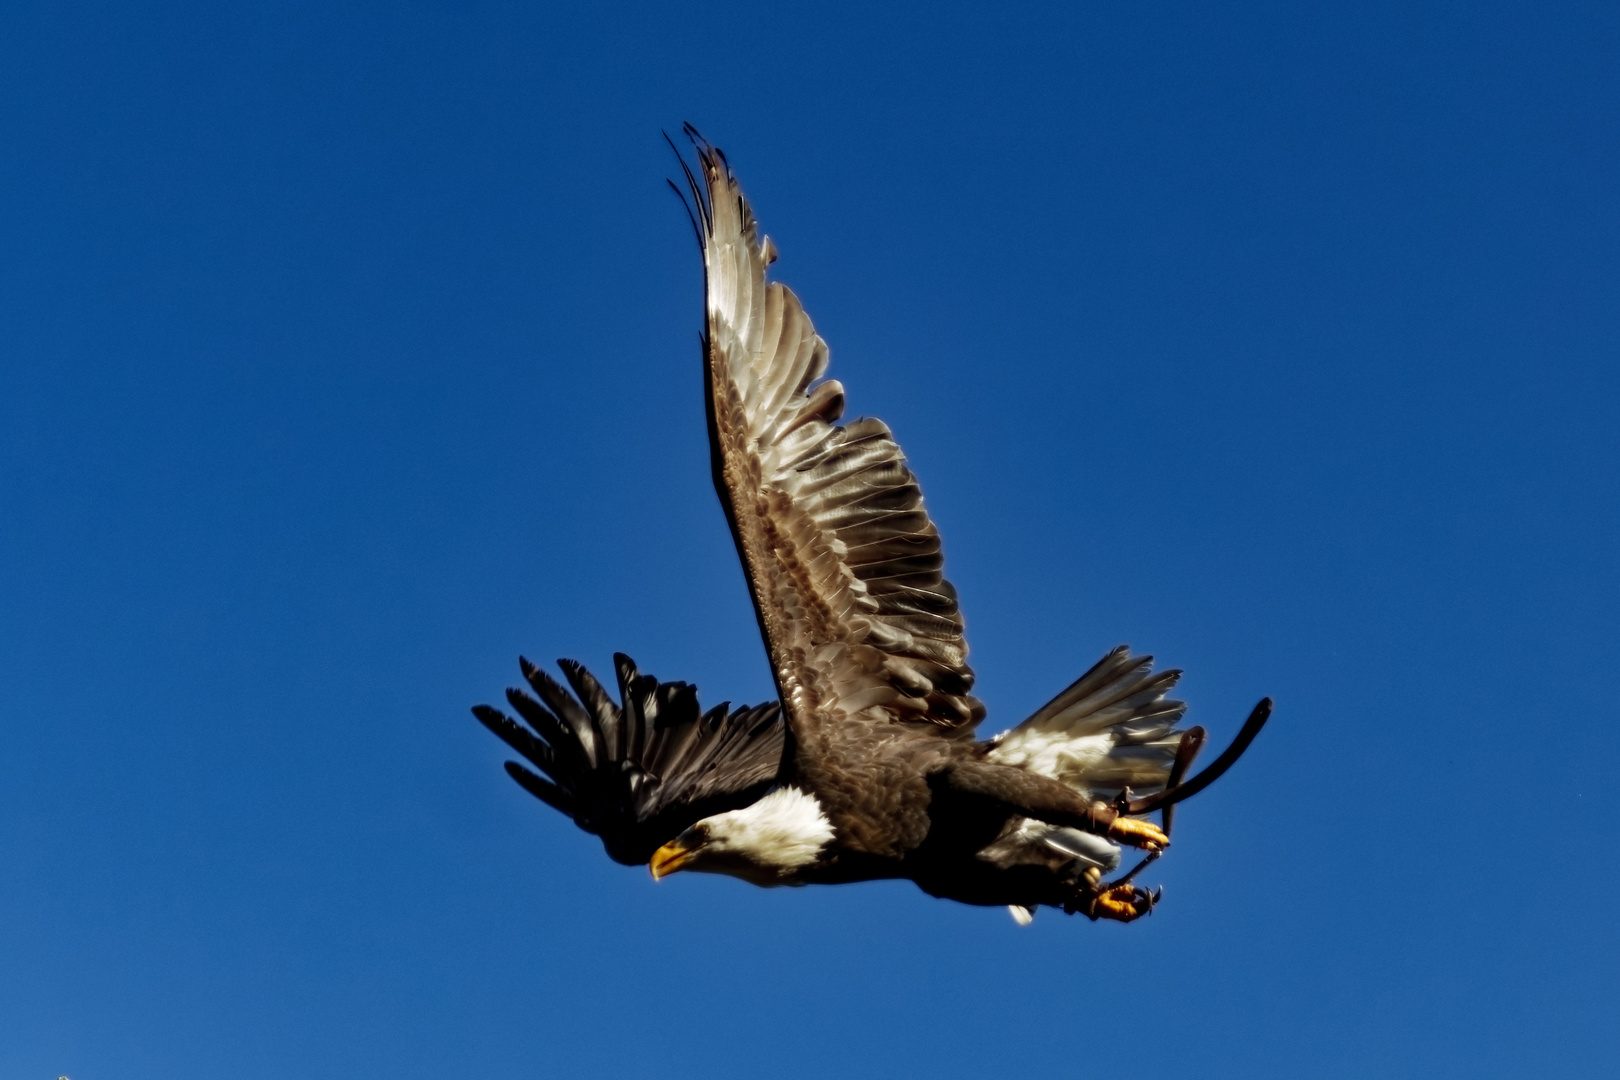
[2,2,1616,1077]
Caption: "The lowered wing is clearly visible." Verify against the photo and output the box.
[474,653,784,865]
[675,129,984,746]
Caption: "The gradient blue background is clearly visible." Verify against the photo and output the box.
[2,2,1616,1077]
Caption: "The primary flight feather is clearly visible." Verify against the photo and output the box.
[475,128,1271,923]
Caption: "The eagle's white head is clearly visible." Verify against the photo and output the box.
[649,786,834,886]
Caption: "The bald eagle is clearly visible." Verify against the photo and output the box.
[474,129,1270,923]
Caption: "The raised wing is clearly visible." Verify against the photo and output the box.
[474,653,784,865]
[675,129,984,744]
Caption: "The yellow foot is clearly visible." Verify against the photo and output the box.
[1107,814,1169,852]
[1075,882,1162,923]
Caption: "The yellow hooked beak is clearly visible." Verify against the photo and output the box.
[649,838,699,880]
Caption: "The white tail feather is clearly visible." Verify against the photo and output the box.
[987,646,1186,799]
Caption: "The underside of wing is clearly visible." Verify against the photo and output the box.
[474,654,784,865]
[674,128,983,744]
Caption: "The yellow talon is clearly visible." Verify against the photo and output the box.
[1089,882,1159,923]
[1107,814,1169,852]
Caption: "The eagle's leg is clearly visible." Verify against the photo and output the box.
[1106,814,1170,850]
[944,761,1169,851]
[1063,872,1162,923]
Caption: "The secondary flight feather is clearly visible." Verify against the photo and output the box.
[475,128,1272,923]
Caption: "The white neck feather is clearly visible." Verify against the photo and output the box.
[709,786,834,871]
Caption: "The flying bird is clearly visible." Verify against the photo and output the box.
[475,129,1271,924]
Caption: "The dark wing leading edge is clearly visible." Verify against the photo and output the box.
[676,130,985,752]
[473,654,785,865]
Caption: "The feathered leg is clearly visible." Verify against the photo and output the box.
[943,761,1169,852]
